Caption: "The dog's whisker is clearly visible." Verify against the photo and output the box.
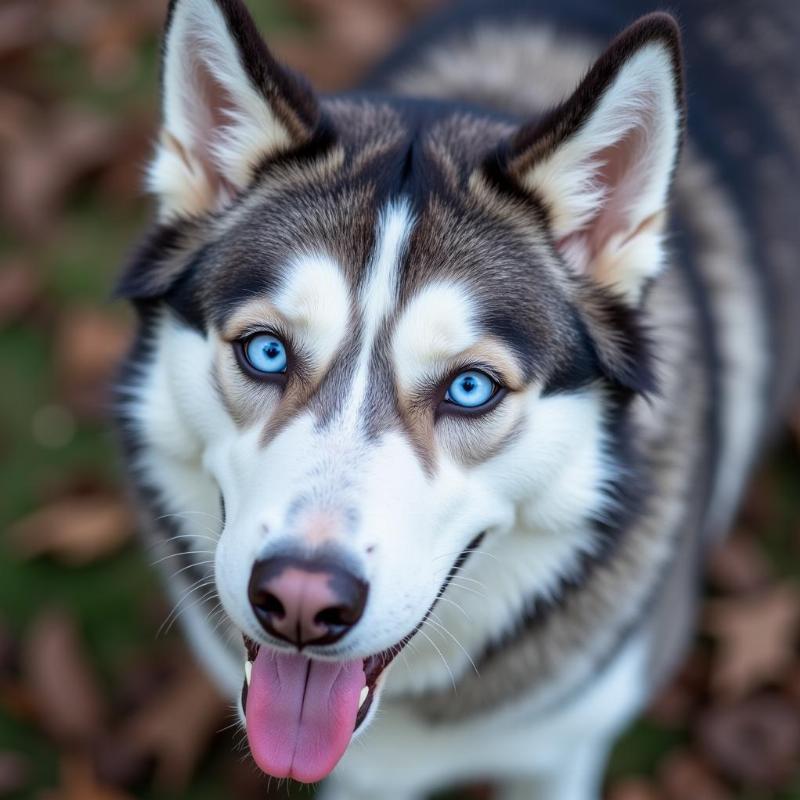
[414,627,457,691]
[426,613,480,676]
[433,594,472,621]
[152,550,215,567]
[147,531,220,548]
[158,577,218,637]
[161,587,219,637]
[167,559,216,579]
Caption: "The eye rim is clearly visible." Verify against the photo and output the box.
[233,331,292,384]
[437,367,507,418]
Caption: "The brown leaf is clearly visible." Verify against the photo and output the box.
[54,309,131,419]
[658,750,730,800]
[0,259,43,328]
[0,2,45,61]
[0,107,117,237]
[704,584,800,698]
[22,610,107,745]
[115,657,227,790]
[706,533,771,595]
[647,651,711,727]
[698,695,800,787]
[275,0,441,90]
[40,755,135,800]
[9,493,134,566]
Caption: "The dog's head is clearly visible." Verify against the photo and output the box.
[117,0,683,783]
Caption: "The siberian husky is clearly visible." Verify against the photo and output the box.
[114,0,800,797]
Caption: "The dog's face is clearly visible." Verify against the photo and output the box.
[117,0,683,784]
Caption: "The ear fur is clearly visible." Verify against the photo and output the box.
[506,13,685,303]
[150,0,319,219]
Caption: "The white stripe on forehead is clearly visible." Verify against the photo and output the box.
[344,200,414,426]
[392,282,478,393]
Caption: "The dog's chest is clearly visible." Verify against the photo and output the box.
[332,633,649,791]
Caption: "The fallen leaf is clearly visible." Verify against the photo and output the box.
[647,651,710,728]
[658,750,730,800]
[22,610,107,745]
[9,493,134,566]
[0,259,43,327]
[0,1,44,61]
[698,695,800,787]
[54,309,131,419]
[275,0,442,90]
[40,755,135,800]
[704,583,800,698]
[0,107,117,237]
[113,657,227,791]
[706,533,771,595]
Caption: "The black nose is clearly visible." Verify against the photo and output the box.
[248,555,368,647]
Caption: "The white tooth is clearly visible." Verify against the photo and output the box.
[358,685,369,709]
[245,660,252,686]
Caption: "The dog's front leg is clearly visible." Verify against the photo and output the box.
[497,740,610,800]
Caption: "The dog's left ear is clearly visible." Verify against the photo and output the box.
[149,0,319,220]
[505,13,684,304]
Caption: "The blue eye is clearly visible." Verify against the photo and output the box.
[243,334,288,374]
[445,370,497,409]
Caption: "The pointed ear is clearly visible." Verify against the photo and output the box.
[506,13,684,303]
[150,0,320,219]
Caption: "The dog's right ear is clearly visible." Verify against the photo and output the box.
[149,0,319,220]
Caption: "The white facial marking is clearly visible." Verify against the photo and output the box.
[272,253,350,371]
[343,201,413,425]
[392,282,479,392]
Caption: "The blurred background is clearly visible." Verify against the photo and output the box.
[0,0,798,798]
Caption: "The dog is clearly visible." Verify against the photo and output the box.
[113,0,800,797]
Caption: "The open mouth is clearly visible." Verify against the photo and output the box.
[239,633,408,783]
[239,533,484,783]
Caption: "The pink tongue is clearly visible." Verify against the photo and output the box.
[245,648,366,783]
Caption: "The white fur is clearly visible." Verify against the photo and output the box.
[345,201,413,424]
[124,187,618,760]
[522,43,681,302]
[325,633,648,800]
[392,281,480,392]
[272,253,351,372]
[149,0,293,218]
[126,203,612,711]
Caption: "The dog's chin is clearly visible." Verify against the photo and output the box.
[238,633,406,783]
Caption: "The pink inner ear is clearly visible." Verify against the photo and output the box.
[557,111,655,275]
[182,49,240,204]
